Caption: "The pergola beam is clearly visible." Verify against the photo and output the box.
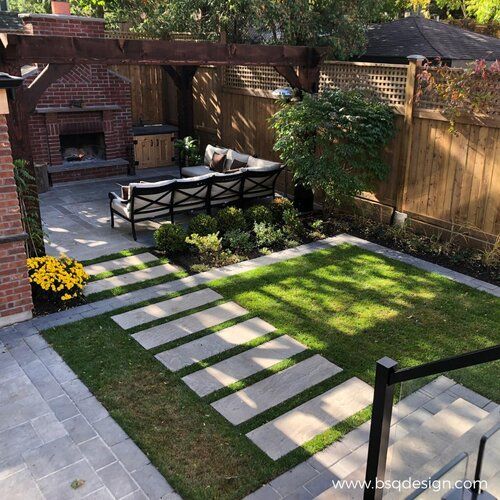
[24,63,75,114]
[0,34,321,67]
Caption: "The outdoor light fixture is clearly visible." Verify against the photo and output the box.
[272,87,293,100]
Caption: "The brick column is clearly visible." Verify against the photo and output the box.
[0,114,33,327]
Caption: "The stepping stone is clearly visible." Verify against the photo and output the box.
[84,263,179,295]
[246,377,373,460]
[182,335,307,396]
[211,355,342,425]
[84,253,158,276]
[112,288,222,330]
[132,302,248,350]
[155,318,276,372]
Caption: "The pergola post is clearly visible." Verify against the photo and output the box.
[163,65,198,138]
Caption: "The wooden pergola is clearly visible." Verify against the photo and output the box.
[0,33,324,162]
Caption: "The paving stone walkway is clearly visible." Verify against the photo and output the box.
[84,262,179,296]
[246,376,498,500]
[84,253,159,276]
[132,302,249,349]
[0,332,178,500]
[155,317,276,372]
[182,335,307,397]
[122,290,377,463]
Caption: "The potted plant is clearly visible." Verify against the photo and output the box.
[174,136,202,170]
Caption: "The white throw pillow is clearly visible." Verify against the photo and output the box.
[204,145,228,166]
[225,149,250,170]
[246,156,281,170]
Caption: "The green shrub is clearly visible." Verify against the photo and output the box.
[253,222,284,249]
[223,229,256,255]
[245,204,273,228]
[186,232,223,266]
[270,89,395,207]
[282,207,305,239]
[309,219,326,240]
[188,214,218,236]
[270,197,293,223]
[216,206,246,234]
[154,223,188,254]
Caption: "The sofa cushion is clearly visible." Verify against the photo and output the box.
[111,198,130,218]
[244,164,282,173]
[182,165,212,177]
[129,178,176,191]
[128,179,176,220]
[210,152,227,172]
[225,149,250,171]
[247,156,281,170]
[172,174,213,212]
[204,145,228,166]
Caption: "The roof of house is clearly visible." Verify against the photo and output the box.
[0,11,23,32]
[364,16,500,61]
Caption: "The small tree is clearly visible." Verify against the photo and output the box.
[270,90,395,208]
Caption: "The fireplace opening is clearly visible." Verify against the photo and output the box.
[60,132,106,163]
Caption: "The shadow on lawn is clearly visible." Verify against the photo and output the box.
[210,244,500,400]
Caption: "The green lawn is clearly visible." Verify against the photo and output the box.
[44,244,500,500]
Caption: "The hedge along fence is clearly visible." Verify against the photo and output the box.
[112,43,499,246]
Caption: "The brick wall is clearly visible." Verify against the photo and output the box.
[0,114,33,326]
[21,14,132,168]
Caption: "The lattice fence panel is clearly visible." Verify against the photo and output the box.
[319,62,408,108]
[223,65,289,92]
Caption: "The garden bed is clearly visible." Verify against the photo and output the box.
[31,199,498,317]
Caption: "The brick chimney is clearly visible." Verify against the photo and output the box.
[51,1,71,15]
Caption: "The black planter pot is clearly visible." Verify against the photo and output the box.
[293,183,314,212]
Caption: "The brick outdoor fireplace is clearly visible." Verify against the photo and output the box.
[20,12,133,183]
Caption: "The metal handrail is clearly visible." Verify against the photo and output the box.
[472,423,500,494]
[364,344,500,500]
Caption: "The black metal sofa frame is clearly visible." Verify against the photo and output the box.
[109,166,284,240]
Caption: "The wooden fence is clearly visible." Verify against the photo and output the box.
[114,60,499,244]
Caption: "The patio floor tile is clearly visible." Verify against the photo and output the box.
[246,377,373,460]
[132,302,248,349]
[112,288,222,330]
[84,252,158,276]
[182,335,307,396]
[155,317,276,371]
[211,355,342,425]
[84,263,179,295]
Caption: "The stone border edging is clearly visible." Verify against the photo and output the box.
[1,233,498,339]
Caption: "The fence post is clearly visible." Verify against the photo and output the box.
[395,55,425,217]
[364,357,398,500]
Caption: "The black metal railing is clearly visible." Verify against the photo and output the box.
[363,344,500,499]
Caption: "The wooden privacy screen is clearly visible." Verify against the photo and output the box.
[113,57,499,242]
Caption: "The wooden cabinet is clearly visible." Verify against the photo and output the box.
[134,133,176,169]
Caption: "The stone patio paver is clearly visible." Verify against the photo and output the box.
[132,302,248,349]
[247,377,373,460]
[211,355,342,425]
[84,263,179,295]
[248,378,496,500]
[182,335,307,397]
[112,288,223,330]
[0,339,177,499]
[84,252,158,276]
[155,317,276,371]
